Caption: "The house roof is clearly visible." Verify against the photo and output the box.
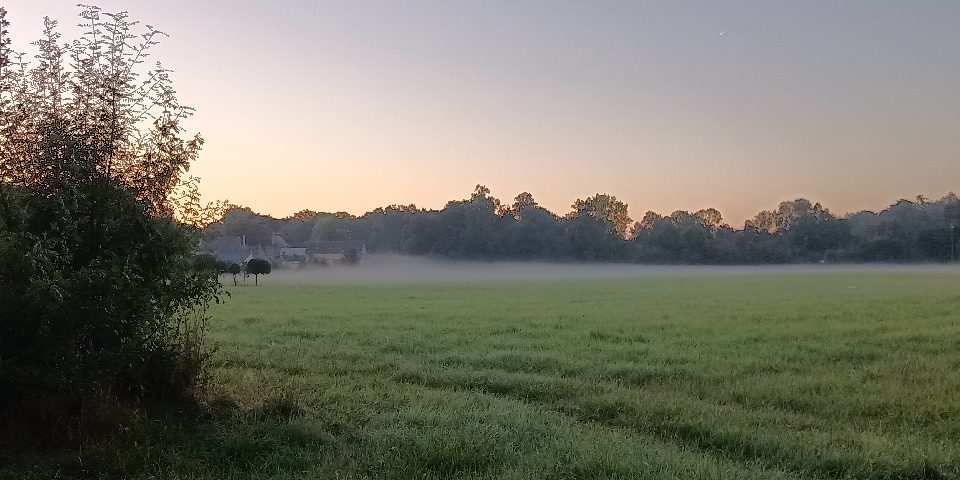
[208,236,243,252]
[209,236,275,264]
[306,240,366,255]
[249,245,269,261]
[210,236,248,264]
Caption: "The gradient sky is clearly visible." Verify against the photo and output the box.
[5,1,960,225]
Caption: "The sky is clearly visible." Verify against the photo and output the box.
[4,1,960,225]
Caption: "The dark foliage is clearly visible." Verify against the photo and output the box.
[227,263,242,286]
[0,6,222,447]
[205,188,960,264]
[245,259,271,285]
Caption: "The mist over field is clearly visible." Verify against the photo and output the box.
[266,255,960,285]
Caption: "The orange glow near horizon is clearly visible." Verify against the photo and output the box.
[5,1,959,225]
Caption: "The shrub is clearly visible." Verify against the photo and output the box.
[193,254,220,274]
[228,263,243,286]
[0,5,223,444]
[246,259,272,285]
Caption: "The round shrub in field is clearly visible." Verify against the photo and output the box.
[228,263,243,285]
[246,259,272,285]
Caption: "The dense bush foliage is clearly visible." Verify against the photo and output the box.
[0,5,222,440]
[0,182,220,401]
[206,186,960,264]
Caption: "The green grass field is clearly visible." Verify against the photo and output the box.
[6,272,960,479]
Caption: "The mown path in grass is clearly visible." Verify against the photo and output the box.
[7,272,959,479]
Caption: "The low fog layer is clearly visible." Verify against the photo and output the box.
[262,255,960,285]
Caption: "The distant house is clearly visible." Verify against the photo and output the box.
[307,240,367,263]
[280,247,307,257]
[209,235,271,265]
[209,236,248,265]
[279,247,308,260]
[208,235,366,267]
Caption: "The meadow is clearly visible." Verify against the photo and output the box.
[5,270,960,479]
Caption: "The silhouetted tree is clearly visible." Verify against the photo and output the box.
[245,259,271,285]
[511,192,538,219]
[228,263,242,286]
[570,194,633,238]
[203,188,960,265]
[694,208,725,231]
[0,5,222,440]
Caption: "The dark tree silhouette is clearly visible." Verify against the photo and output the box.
[0,5,222,442]
[246,259,271,285]
[204,189,960,265]
[228,263,242,286]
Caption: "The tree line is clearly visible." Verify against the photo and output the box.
[205,186,960,264]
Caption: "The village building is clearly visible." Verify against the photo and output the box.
[209,234,367,267]
[307,240,367,264]
[279,247,308,260]
[208,236,248,265]
[209,235,272,265]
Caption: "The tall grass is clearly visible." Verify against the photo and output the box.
[4,272,959,479]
